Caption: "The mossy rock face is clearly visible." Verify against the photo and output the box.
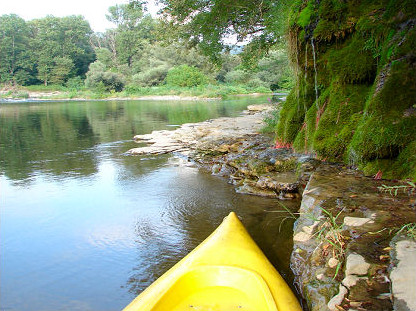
[325,35,377,84]
[348,58,416,163]
[277,0,416,180]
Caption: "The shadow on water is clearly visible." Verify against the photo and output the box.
[124,157,303,306]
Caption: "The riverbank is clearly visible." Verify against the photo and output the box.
[0,84,274,102]
[128,105,416,311]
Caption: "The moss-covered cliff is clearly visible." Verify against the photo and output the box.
[276,0,416,180]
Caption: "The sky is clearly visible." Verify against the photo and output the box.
[0,0,160,32]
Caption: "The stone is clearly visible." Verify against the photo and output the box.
[328,257,339,268]
[343,216,374,227]
[390,239,416,311]
[294,231,312,242]
[345,253,370,276]
[342,275,360,288]
[327,284,348,311]
[316,273,325,281]
[302,221,320,235]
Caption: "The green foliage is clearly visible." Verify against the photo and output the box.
[224,70,250,85]
[106,1,157,67]
[29,15,95,84]
[66,76,84,90]
[50,57,75,85]
[165,65,208,87]
[159,0,290,61]
[0,14,95,86]
[378,181,416,196]
[85,61,125,92]
[256,49,295,90]
[396,223,416,240]
[0,14,33,85]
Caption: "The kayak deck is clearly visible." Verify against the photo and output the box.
[152,265,277,311]
[123,212,301,311]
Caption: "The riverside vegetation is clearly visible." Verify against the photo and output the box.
[0,2,293,99]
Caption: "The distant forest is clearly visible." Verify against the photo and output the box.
[0,1,293,93]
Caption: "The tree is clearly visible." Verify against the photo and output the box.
[0,14,33,84]
[158,0,290,61]
[50,57,75,85]
[106,1,156,67]
[29,15,95,85]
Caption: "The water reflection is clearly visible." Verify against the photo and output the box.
[0,98,255,182]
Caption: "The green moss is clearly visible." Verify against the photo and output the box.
[312,83,370,160]
[278,0,416,179]
[313,0,354,42]
[348,57,416,163]
[361,141,416,180]
[325,35,376,84]
[275,158,298,172]
[393,141,416,181]
[297,2,314,28]
[276,90,305,143]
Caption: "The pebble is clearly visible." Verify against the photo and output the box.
[328,257,339,268]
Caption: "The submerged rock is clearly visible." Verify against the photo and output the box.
[128,105,315,199]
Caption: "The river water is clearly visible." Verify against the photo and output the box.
[0,97,299,311]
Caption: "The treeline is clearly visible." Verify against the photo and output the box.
[0,14,94,86]
[0,2,293,94]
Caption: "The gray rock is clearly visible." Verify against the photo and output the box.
[345,253,370,276]
[343,216,374,227]
[390,239,416,311]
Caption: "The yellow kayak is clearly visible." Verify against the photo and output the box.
[123,212,302,311]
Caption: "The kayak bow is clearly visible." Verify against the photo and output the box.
[123,212,301,311]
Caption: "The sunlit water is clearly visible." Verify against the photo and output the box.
[0,98,299,311]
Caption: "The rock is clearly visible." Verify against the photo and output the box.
[235,183,276,197]
[246,104,272,113]
[390,239,416,311]
[343,216,374,227]
[294,231,312,242]
[328,257,339,268]
[316,273,325,281]
[302,221,320,235]
[327,284,348,311]
[128,109,268,156]
[345,253,370,276]
[341,275,360,288]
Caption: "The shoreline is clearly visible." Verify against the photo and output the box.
[0,90,273,103]
[128,106,416,311]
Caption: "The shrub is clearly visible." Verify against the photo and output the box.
[85,61,125,92]
[132,64,170,87]
[165,65,208,87]
[224,69,250,84]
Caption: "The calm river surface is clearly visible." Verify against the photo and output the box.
[0,97,299,311]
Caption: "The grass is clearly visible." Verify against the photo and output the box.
[396,223,416,240]
[378,181,416,196]
[312,206,347,279]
